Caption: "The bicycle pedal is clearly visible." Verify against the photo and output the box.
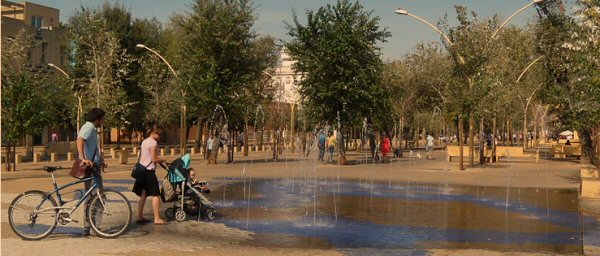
[64,217,79,223]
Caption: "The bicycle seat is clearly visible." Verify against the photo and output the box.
[44,166,63,172]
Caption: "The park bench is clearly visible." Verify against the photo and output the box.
[446,146,492,162]
[495,146,536,162]
[550,145,581,159]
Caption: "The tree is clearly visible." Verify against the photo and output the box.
[175,0,278,163]
[535,0,600,167]
[1,32,55,171]
[66,5,134,150]
[285,0,391,164]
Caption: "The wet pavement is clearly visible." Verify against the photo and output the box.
[211,177,593,254]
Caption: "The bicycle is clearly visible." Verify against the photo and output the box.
[8,165,132,240]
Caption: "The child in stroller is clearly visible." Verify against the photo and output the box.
[160,154,216,221]
[188,168,210,194]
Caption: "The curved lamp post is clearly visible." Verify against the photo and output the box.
[49,63,83,131]
[136,44,187,154]
[516,56,545,150]
[394,0,544,169]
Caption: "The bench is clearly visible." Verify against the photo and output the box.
[495,146,536,162]
[550,145,581,159]
[446,146,492,162]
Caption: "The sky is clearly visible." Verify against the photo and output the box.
[32,0,568,60]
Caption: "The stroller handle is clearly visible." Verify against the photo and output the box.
[159,162,170,170]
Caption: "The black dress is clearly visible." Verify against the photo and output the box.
[132,168,160,197]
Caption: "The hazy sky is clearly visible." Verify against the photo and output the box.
[33,0,563,60]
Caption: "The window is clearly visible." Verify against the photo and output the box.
[286,77,291,84]
[31,16,42,28]
[41,42,47,63]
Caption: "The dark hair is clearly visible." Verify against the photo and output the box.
[85,108,105,122]
[146,124,163,137]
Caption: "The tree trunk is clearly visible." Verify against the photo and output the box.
[194,117,203,149]
[492,116,497,163]
[228,130,235,163]
[508,119,513,147]
[244,122,249,156]
[479,117,485,165]
[5,141,12,172]
[579,128,599,168]
[469,116,475,168]
[523,110,528,151]
[338,127,347,165]
[459,116,464,170]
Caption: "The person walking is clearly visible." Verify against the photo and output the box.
[132,125,166,225]
[327,132,336,163]
[426,134,435,160]
[76,108,107,236]
[318,132,326,161]
[206,135,214,159]
[381,135,391,161]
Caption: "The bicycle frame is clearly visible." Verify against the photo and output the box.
[34,171,102,216]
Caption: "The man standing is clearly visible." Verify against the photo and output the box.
[206,135,214,159]
[318,132,326,161]
[426,134,434,160]
[77,108,106,236]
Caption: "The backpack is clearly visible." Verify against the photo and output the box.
[160,177,176,202]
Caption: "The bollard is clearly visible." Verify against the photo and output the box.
[160,148,166,156]
[191,148,196,155]
[50,153,57,162]
[171,148,176,156]
[119,148,128,164]
[110,148,116,159]
[132,147,138,155]
[16,154,23,164]
[33,153,41,163]
[67,152,73,162]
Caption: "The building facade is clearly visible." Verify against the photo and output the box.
[272,47,303,104]
[2,0,66,67]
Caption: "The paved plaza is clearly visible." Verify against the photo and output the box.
[2,149,599,255]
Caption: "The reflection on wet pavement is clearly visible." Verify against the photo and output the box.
[211,178,594,254]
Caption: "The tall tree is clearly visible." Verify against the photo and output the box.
[536,0,600,167]
[1,32,56,171]
[285,0,391,164]
[175,0,278,163]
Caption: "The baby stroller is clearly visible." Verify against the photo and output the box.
[159,154,216,222]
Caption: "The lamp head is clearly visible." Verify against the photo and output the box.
[533,0,544,3]
[48,63,55,67]
[395,8,409,15]
[135,44,146,48]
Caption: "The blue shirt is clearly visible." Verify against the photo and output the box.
[78,121,101,164]
[318,134,326,146]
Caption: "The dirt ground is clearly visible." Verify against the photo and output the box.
[1,149,595,255]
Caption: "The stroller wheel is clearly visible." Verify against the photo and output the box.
[205,210,215,221]
[175,210,186,222]
[165,208,175,220]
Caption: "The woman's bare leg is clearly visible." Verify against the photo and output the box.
[137,190,147,220]
[152,196,165,223]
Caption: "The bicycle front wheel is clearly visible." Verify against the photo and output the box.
[8,190,58,240]
[87,189,131,238]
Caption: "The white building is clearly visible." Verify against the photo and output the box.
[272,47,303,104]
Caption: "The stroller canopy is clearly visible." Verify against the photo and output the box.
[168,154,192,183]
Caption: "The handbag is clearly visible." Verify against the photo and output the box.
[70,148,96,179]
[131,146,152,179]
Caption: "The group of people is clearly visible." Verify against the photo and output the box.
[314,131,436,163]
[76,108,210,234]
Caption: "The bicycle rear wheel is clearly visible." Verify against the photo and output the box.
[87,189,131,238]
[8,190,58,240]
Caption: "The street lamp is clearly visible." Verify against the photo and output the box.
[394,0,544,169]
[492,0,545,38]
[516,56,545,150]
[49,63,83,131]
[136,43,187,154]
